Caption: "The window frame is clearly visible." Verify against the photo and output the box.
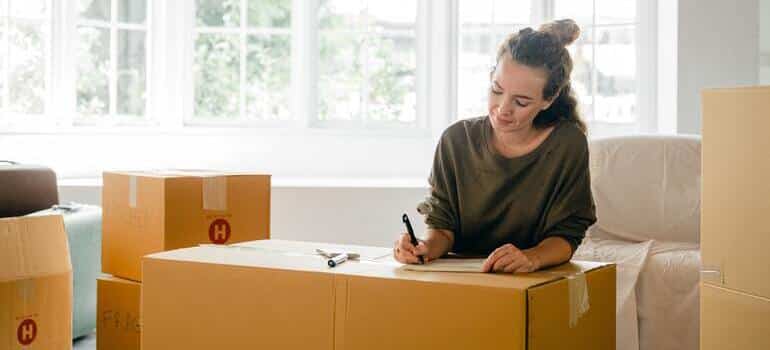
[72,0,153,125]
[0,0,54,124]
[0,0,659,181]
[454,0,658,134]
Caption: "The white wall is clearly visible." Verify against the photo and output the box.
[661,0,760,134]
[0,130,435,181]
[59,183,430,248]
[55,2,767,248]
[760,0,770,83]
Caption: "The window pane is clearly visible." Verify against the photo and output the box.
[9,20,46,114]
[197,0,240,27]
[459,0,493,25]
[458,0,532,120]
[117,29,146,116]
[10,0,47,19]
[594,26,636,123]
[493,0,531,25]
[596,0,635,24]
[119,0,146,24]
[319,0,365,30]
[194,33,240,118]
[246,34,290,120]
[368,0,416,28]
[567,28,594,120]
[319,1,416,125]
[368,34,416,123]
[318,32,364,121]
[457,29,496,119]
[554,0,593,25]
[247,0,290,28]
[76,26,110,115]
[79,0,110,21]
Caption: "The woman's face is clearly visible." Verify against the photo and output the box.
[488,58,553,134]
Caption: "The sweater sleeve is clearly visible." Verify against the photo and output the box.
[424,134,460,236]
[541,135,597,253]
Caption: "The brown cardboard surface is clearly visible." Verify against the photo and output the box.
[102,171,271,281]
[0,215,72,349]
[142,258,335,350]
[702,87,770,298]
[97,276,141,350]
[142,240,615,350]
[528,264,616,350]
[701,283,770,350]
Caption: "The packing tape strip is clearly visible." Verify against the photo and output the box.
[539,270,590,328]
[128,176,137,208]
[700,265,724,285]
[202,176,228,211]
[566,273,590,328]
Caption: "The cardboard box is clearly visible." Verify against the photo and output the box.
[0,215,72,349]
[141,240,616,350]
[701,283,770,350]
[102,170,271,281]
[702,86,770,298]
[97,276,141,350]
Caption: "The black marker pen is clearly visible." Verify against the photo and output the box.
[402,213,424,264]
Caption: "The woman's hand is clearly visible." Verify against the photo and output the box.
[393,233,431,264]
[482,243,542,273]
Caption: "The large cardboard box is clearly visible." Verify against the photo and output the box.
[701,86,770,298]
[141,240,616,350]
[97,276,141,350]
[0,215,72,349]
[102,170,271,281]
[701,283,770,350]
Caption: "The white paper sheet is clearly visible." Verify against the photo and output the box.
[401,258,487,272]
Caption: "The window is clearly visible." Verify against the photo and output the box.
[192,0,291,122]
[457,0,533,119]
[0,0,51,117]
[76,0,149,122]
[457,0,644,135]
[555,0,638,131]
[1,1,656,181]
[317,0,418,127]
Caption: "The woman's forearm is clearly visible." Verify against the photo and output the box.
[423,228,454,260]
[523,236,573,270]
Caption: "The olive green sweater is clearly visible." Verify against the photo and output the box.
[424,116,596,255]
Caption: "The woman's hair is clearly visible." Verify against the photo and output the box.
[493,19,587,134]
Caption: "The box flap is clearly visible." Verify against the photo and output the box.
[98,275,141,286]
[0,215,71,282]
[145,240,611,291]
[702,283,770,350]
[105,170,270,179]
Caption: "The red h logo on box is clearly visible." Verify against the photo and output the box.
[17,319,37,345]
[208,218,231,244]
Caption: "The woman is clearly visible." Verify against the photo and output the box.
[394,19,596,274]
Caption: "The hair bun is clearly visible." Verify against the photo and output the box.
[539,19,580,46]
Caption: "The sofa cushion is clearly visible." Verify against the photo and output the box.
[588,135,701,243]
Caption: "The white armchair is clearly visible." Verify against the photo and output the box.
[575,135,701,350]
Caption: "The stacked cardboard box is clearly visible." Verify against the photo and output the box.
[97,170,271,349]
[140,239,616,350]
[701,87,770,349]
[1,215,72,349]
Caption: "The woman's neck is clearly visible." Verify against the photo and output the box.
[493,124,540,149]
[490,122,555,158]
